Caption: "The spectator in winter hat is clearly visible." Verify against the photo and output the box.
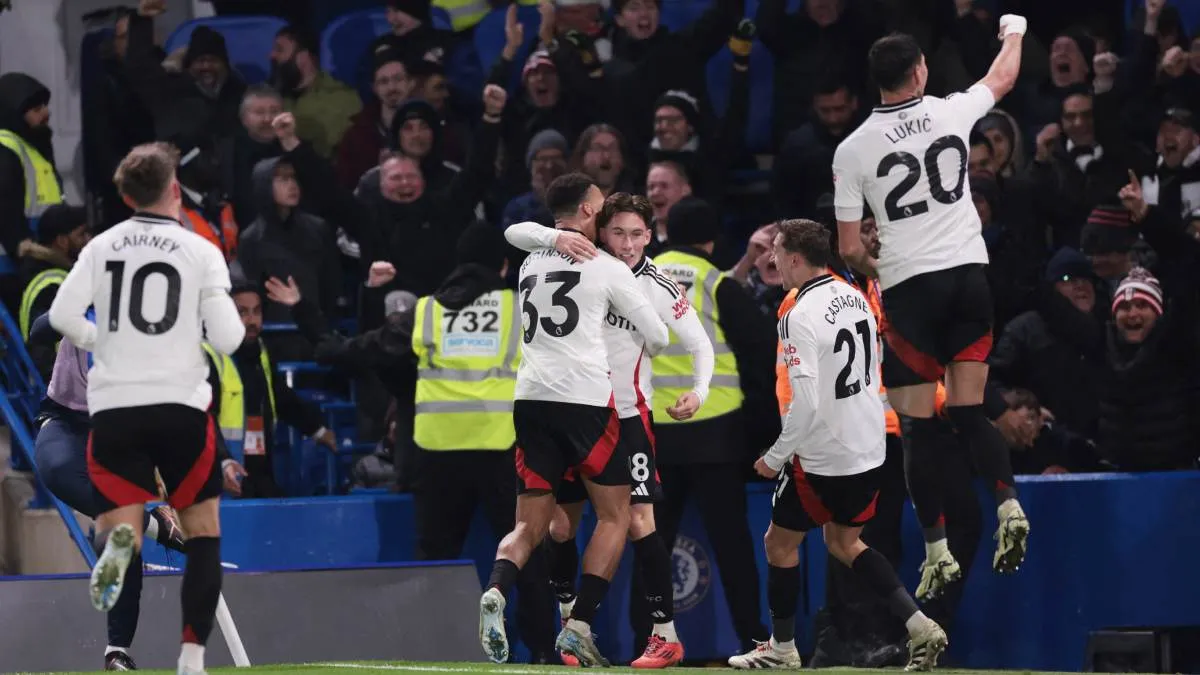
[523,50,560,110]
[501,129,569,230]
[390,99,458,191]
[184,26,233,97]
[652,90,701,152]
[1080,206,1138,287]
[1098,266,1200,472]
[974,110,1027,178]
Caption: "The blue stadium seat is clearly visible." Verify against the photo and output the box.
[320,9,392,91]
[473,5,541,88]
[706,43,775,153]
[431,6,454,31]
[657,0,713,31]
[164,16,286,85]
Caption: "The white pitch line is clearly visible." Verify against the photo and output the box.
[313,663,552,674]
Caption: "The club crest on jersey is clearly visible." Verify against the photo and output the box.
[672,535,712,613]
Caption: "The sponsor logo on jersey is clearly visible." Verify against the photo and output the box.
[606,311,639,332]
[671,296,690,320]
[672,534,711,613]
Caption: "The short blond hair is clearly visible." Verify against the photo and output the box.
[113,142,179,208]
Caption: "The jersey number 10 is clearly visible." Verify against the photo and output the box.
[876,134,968,221]
[104,260,182,335]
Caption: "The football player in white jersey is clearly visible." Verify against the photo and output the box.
[728,220,946,672]
[505,193,714,668]
[832,20,1031,598]
[480,174,670,667]
[48,142,244,675]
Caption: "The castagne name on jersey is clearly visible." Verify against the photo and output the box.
[111,232,182,254]
[825,292,870,325]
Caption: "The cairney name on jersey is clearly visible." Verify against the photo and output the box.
[111,233,183,254]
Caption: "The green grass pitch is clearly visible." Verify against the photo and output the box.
[27,662,1085,675]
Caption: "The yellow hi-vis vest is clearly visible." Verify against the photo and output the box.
[411,290,520,450]
[202,342,276,464]
[651,250,743,424]
[0,130,63,269]
[19,267,66,339]
[433,0,490,32]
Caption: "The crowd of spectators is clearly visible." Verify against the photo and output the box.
[2,0,1199,485]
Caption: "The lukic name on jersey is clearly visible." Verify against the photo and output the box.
[110,233,182,254]
[883,113,933,145]
[824,292,871,325]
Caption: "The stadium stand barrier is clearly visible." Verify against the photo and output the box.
[0,303,95,565]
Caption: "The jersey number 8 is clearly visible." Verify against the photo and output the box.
[876,134,968,221]
[104,261,182,335]
[519,271,581,343]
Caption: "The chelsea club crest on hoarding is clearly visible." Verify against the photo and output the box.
[672,535,711,613]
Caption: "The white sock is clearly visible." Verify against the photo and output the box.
[566,618,591,636]
[924,538,950,560]
[179,643,205,672]
[559,600,575,621]
[106,646,128,656]
[145,513,160,542]
[905,610,932,636]
[652,620,678,642]
[769,636,795,652]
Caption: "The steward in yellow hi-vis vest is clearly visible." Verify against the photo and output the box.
[205,282,332,498]
[0,73,64,276]
[648,198,781,646]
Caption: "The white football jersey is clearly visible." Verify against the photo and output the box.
[832,83,996,290]
[604,257,713,419]
[768,275,885,476]
[49,213,244,413]
[514,244,669,407]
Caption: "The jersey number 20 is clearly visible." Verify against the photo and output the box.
[104,261,181,334]
[519,270,581,343]
[833,319,873,399]
[876,134,968,221]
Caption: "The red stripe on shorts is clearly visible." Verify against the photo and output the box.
[953,331,993,363]
[580,396,621,479]
[87,432,157,507]
[515,446,552,491]
[167,414,217,510]
[792,462,832,526]
[883,325,944,382]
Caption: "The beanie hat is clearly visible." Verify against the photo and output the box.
[389,99,440,150]
[654,90,701,130]
[522,50,556,80]
[387,0,432,24]
[183,26,229,69]
[1044,247,1094,283]
[1080,205,1137,255]
[372,47,407,78]
[666,196,720,246]
[1056,27,1096,75]
[526,129,569,168]
[1112,267,1163,316]
[456,221,509,272]
[36,204,87,245]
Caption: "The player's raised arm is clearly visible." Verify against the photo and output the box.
[832,144,877,276]
[607,261,670,355]
[647,269,713,404]
[761,315,820,473]
[977,15,1026,103]
[48,242,99,351]
[198,246,245,354]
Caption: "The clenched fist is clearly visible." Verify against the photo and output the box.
[483,84,508,118]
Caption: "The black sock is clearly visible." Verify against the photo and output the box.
[767,564,800,644]
[569,573,609,625]
[487,558,521,597]
[107,551,142,649]
[546,538,579,603]
[945,404,1018,504]
[901,415,947,541]
[851,547,920,622]
[181,537,222,645]
[632,533,674,623]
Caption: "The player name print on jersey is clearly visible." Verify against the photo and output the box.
[441,293,503,357]
[824,292,872,325]
[110,233,182,254]
[882,111,933,145]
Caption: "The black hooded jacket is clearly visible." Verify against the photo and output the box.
[389,99,458,191]
[0,73,58,259]
[238,157,342,325]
